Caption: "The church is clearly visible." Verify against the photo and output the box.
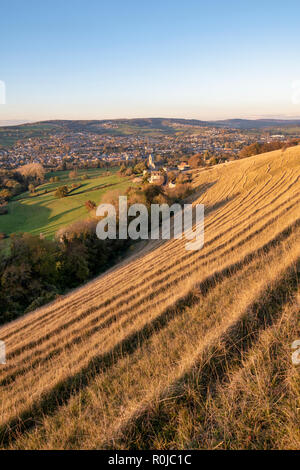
[147,153,156,170]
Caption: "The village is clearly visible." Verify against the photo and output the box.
[0,124,289,172]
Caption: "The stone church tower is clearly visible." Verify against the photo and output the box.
[148,154,156,170]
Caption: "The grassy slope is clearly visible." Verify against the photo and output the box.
[0,146,299,449]
[0,168,132,238]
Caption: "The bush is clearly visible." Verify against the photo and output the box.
[85,200,97,212]
[0,189,12,201]
[28,183,35,194]
[188,154,204,168]
[133,162,147,174]
[49,176,60,183]
[54,185,69,198]
[24,291,58,313]
[167,183,193,202]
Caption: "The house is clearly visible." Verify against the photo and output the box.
[149,170,165,185]
[178,162,190,171]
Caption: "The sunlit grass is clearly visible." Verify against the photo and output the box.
[0,145,299,449]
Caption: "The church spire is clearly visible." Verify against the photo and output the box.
[148,154,156,170]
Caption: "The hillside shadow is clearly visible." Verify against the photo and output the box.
[125,194,235,265]
[67,183,87,195]
[4,196,82,238]
[188,181,218,203]
[3,199,52,236]
[112,258,300,449]
[72,181,119,196]
[1,221,298,446]
[47,207,79,224]
[204,194,236,217]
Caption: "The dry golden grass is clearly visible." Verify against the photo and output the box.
[0,145,299,449]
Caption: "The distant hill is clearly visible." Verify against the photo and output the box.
[214,118,300,129]
[31,117,300,131]
[2,117,300,136]
[1,117,300,149]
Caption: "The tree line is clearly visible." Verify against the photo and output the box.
[239,140,300,158]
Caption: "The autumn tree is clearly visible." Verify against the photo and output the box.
[28,183,35,194]
[188,153,204,169]
[55,185,69,198]
[18,163,45,183]
[0,189,12,201]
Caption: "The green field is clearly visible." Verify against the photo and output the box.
[0,167,133,239]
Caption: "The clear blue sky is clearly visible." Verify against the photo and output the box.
[1,0,300,121]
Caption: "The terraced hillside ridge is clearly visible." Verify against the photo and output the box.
[0,145,299,450]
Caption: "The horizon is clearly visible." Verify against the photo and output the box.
[1,0,300,121]
[2,115,300,128]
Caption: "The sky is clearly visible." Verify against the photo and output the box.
[1,0,300,122]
